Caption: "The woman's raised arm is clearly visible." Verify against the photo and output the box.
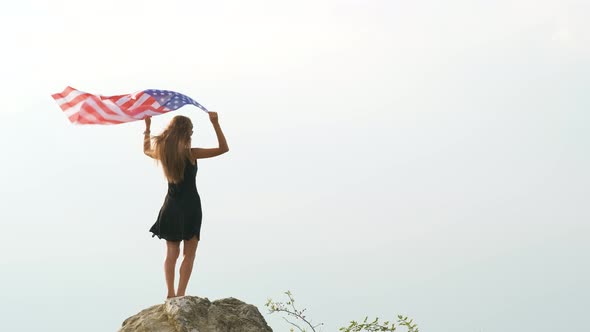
[191,112,229,159]
[143,116,156,159]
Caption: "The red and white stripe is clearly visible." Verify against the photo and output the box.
[51,86,169,125]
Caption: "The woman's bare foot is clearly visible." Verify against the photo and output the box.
[166,294,176,299]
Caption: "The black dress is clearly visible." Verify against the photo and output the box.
[149,157,202,242]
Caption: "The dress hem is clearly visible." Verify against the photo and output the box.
[150,230,200,242]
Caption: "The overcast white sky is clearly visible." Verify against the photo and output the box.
[0,1,588,331]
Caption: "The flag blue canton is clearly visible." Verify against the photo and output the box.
[144,89,208,112]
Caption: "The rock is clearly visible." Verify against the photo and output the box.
[120,296,273,332]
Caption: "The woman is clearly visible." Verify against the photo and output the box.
[143,111,229,299]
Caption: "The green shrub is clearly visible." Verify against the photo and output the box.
[265,290,418,332]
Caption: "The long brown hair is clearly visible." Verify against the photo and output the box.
[151,115,194,184]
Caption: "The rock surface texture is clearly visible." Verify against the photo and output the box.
[120,296,273,332]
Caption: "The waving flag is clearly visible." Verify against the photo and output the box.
[51,86,209,125]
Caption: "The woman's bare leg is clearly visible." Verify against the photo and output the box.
[165,240,181,299]
[177,234,199,296]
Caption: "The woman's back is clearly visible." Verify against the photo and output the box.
[167,158,199,197]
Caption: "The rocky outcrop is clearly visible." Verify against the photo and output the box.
[120,296,273,332]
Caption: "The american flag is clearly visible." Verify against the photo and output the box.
[51,86,208,125]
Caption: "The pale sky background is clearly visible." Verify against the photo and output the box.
[0,0,588,331]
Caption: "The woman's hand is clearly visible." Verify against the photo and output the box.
[208,112,218,124]
[144,116,151,129]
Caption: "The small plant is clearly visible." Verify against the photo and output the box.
[339,315,419,332]
[266,291,418,332]
[265,290,324,332]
